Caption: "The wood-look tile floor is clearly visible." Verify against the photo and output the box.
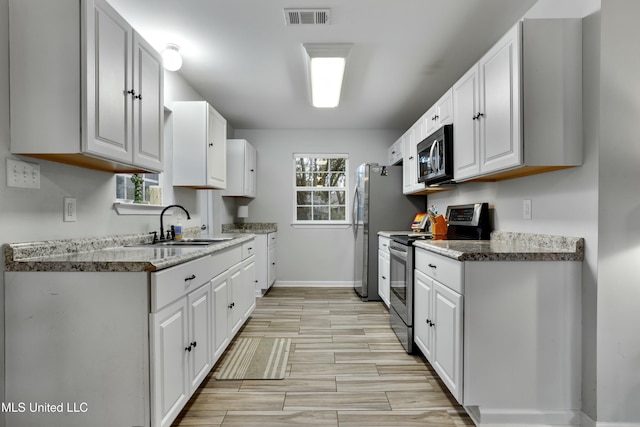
[172,287,474,427]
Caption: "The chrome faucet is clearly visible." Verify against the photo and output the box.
[160,205,191,241]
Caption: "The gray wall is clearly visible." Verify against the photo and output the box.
[597,0,640,422]
[234,129,410,285]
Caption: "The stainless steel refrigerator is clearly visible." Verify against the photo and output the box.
[352,164,424,301]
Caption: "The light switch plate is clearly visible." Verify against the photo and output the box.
[7,158,40,189]
[64,197,77,222]
[523,199,532,220]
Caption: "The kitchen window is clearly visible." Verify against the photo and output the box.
[116,173,161,203]
[293,154,348,225]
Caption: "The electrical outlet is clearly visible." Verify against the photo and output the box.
[523,199,532,220]
[7,158,40,189]
[64,197,77,222]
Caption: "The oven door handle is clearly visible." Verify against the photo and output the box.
[389,246,408,261]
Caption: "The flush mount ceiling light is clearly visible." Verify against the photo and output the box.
[303,43,352,108]
[161,44,182,71]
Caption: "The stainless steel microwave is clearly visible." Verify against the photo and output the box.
[417,124,453,186]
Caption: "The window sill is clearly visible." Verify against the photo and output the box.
[291,223,351,229]
[113,202,172,216]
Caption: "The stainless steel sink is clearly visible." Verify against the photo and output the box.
[125,237,234,248]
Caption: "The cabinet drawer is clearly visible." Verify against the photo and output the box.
[152,246,242,311]
[379,236,390,252]
[242,240,255,259]
[415,248,463,294]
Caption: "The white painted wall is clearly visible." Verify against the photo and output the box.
[234,129,412,285]
[597,0,640,422]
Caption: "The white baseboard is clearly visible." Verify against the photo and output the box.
[273,281,354,288]
[465,406,582,426]
[581,412,640,427]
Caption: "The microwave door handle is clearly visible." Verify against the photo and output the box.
[429,141,437,175]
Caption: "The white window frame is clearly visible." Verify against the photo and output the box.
[113,173,167,215]
[292,153,349,226]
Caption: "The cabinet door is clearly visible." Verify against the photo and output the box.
[402,128,422,194]
[378,250,390,307]
[132,31,163,172]
[425,104,438,137]
[267,242,277,287]
[211,272,230,361]
[228,265,244,335]
[207,105,227,188]
[453,65,481,181]
[436,89,453,126]
[239,257,257,319]
[479,23,522,174]
[246,142,257,197]
[150,298,189,427]
[432,281,463,403]
[85,0,132,163]
[187,284,211,394]
[413,269,434,361]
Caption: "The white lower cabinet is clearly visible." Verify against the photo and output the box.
[150,244,255,427]
[150,283,212,421]
[255,232,277,296]
[377,236,390,307]
[151,298,190,427]
[413,252,463,403]
[413,246,582,426]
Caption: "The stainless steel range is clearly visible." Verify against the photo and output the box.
[389,203,491,353]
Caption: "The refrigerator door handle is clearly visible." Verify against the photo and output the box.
[351,185,359,237]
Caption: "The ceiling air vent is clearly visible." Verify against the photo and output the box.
[284,8,331,26]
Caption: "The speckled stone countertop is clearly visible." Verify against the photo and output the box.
[222,223,277,234]
[4,229,255,273]
[413,231,584,261]
[378,231,432,238]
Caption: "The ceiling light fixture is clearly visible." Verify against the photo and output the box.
[161,44,183,71]
[303,43,352,108]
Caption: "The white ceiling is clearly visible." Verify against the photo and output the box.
[108,0,538,131]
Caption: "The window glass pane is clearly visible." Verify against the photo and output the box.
[331,206,345,220]
[296,157,313,172]
[314,173,328,187]
[330,158,346,172]
[314,158,329,172]
[297,191,312,205]
[327,172,346,187]
[330,190,345,205]
[296,173,313,187]
[125,178,135,200]
[116,176,126,200]
[312,191,329,205]
[297,207,312,221]
[313,206,329,220]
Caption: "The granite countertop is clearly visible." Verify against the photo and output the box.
[413,231,584,262]
[4,231,255,273]
[378,231,432,238]
[222,223,277,234]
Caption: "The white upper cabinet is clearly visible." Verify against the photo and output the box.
[223,139,257,198]
[387,137,403,166]
[425,89,453,137]
[453,19,582,182]
[172,101,228,189]
[9,0,163,173]
[402,127,424,194]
